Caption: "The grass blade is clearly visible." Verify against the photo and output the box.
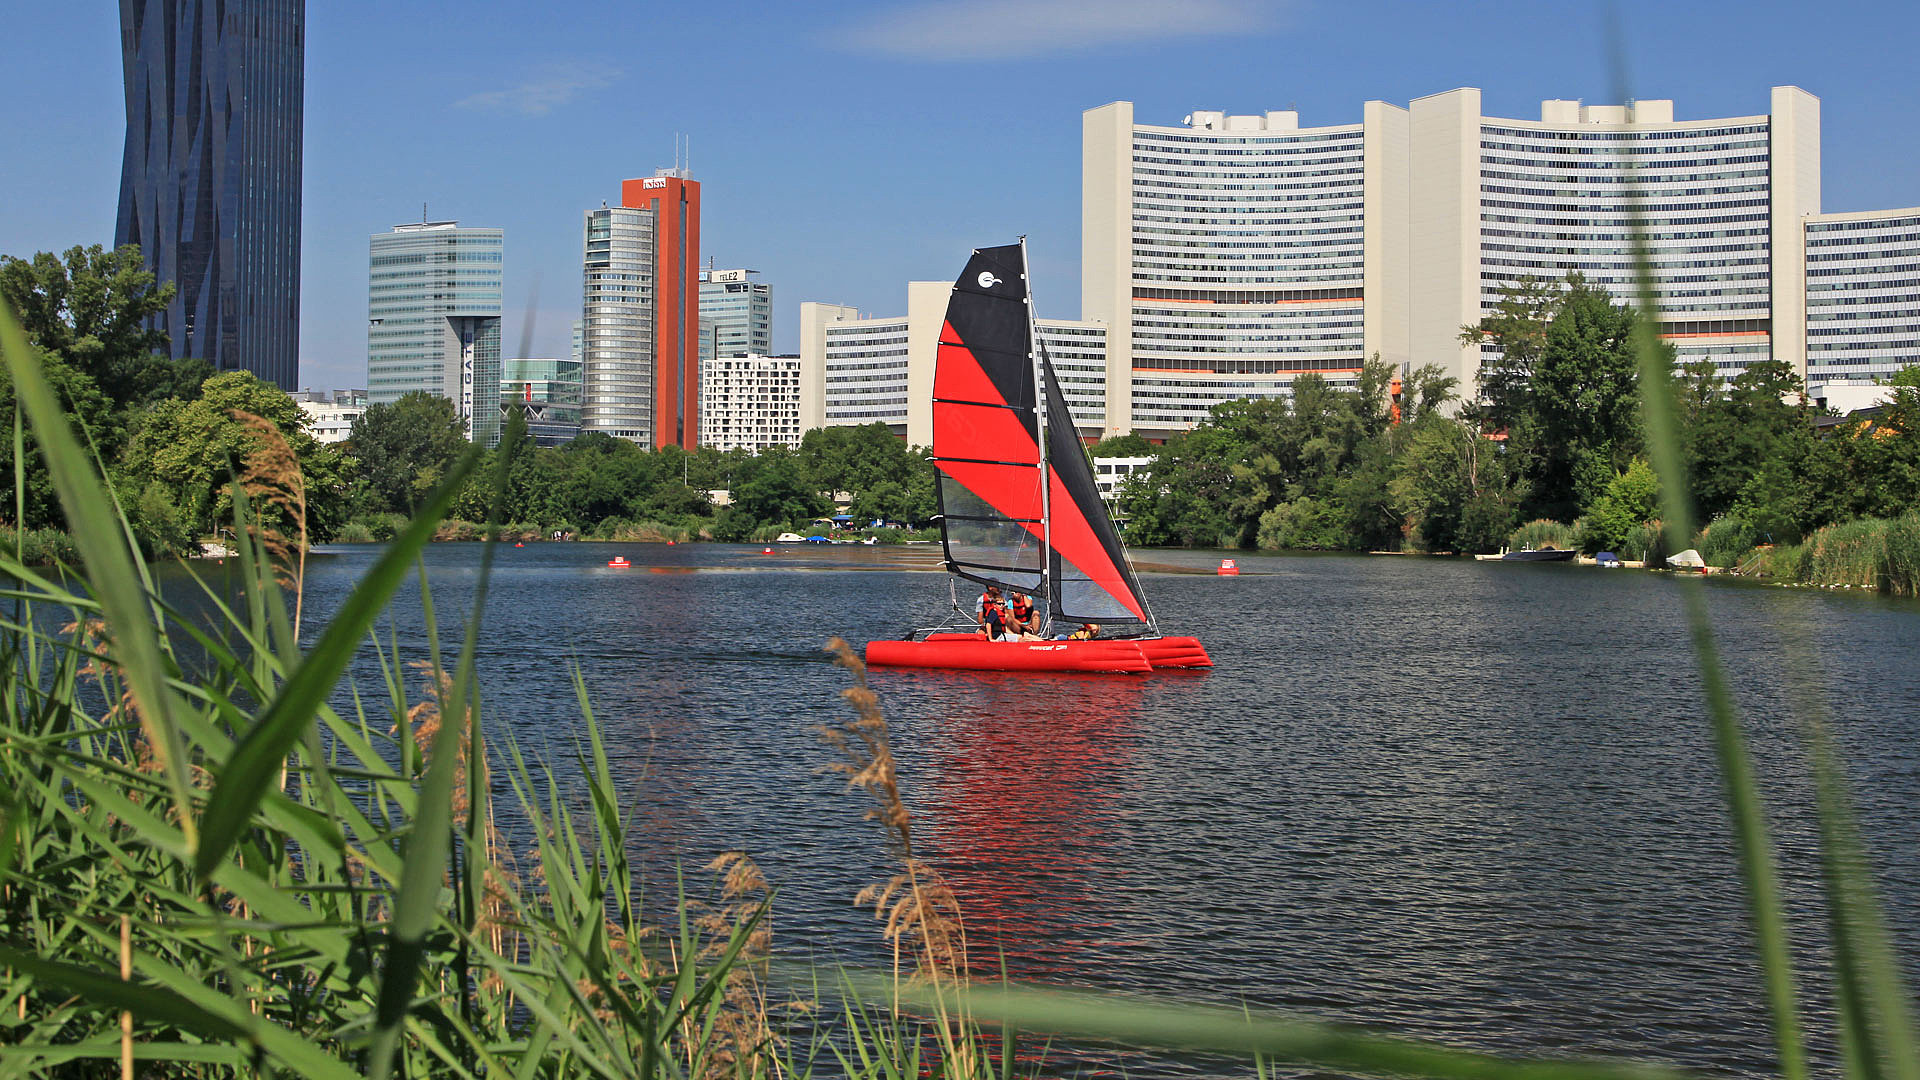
[368,419,521,1079]
[194,446,480,880]
[1603,28,1806,1080]
[0,298,199,851]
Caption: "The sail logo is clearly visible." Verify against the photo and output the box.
[977,272,1001,289]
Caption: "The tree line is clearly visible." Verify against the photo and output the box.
[8,245,1913,564]
[1114,274,1920,559]
[1,242,939,557]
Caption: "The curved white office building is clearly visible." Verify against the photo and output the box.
[1412,87,1821,392]
[1085,102,1409,438]
[1801,208,1920,398]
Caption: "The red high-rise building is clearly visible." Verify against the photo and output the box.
[620,173,701,449]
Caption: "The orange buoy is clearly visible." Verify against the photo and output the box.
[1218,558,1239,576]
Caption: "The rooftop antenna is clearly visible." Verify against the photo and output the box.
[422,202,427,224]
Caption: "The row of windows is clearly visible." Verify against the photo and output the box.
[1479,124,1769,142]
[1481,136,1768,155]
[1483,195,1768,214]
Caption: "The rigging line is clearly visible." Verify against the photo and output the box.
[933,455,1047,469]
[1021,236,1054,639]
[930,397,1031,411]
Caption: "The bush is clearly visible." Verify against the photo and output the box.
[1741,541,1808,581]
[1506,518,1575,552]
[1622,519,1670,566]
[1256,497,1349,551]
[353,511,409,541]
[334,520,376,543]
[433,518,484,542]
[1885,512,1920,597]
[1804,518,1887,589]
[1695,515,1759,569]
[16,527,78,566]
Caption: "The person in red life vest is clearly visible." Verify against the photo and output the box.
[975,586,1011,640]
[1006,591,1042,640]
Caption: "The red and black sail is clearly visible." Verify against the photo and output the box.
[931,243,1150,625]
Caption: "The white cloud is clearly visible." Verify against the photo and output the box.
[455,62,621,116]
[836,0,1285,60]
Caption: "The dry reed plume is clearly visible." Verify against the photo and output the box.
[690,850,781,1077]
[232,409,308,635]
[820,638,978,1074]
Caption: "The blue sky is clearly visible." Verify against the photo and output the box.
[3,0,1919,392]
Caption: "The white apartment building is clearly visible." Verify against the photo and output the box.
[700,353,802,451]
[1800,207,1920,399]
[800,284,1109,446]
[293,389,367,444]
[1412,87,1820,392]
[1084,101,1409,439]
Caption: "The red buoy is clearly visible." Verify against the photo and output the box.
[1218,559,1239,576]
[608,556,631,568]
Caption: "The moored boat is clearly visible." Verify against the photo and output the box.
[861,240,1211,674]
[1500,547,1578,562]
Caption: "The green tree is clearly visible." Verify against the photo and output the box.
[0,350,116,530]
[120,371,351,547]
[718,445,826,539]
[1088,432,1151,458]
[1460,275,1563,431]
[346,391,470,515]
[0,243,194,409]
[1582,459,1662,552]
[1528,276,1650,520]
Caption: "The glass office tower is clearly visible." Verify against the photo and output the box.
[116,0,304,388]
[367,222,504,446]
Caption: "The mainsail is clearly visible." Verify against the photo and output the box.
[930,242,1152,628]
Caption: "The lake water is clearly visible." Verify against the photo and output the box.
[270,541,1920,1077]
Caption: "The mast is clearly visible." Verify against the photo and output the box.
[1020,237,1052,633]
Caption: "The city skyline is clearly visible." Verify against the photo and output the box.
[8,1,1920,393]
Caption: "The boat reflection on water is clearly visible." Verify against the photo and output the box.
[906,669,1209,983]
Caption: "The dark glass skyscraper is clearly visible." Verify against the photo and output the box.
[116,0,304,389]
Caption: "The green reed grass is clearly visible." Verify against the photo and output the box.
[1506,518,1577,551]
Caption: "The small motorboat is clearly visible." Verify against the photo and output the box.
[1500,547,1578,562]
[775,532,805,543]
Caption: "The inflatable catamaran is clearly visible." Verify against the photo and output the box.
[864,241,1211,674]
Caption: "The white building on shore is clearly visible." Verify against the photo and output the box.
[700,353,802,451]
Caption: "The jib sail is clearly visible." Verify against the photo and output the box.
[930,242,1150,627]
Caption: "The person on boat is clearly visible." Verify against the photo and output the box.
[1006,592,1042,640]
[975,586,1011,640]
[1067,622,1100,640]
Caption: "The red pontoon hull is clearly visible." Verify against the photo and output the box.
[866,633,1211,673]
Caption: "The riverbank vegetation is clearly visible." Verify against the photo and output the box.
[1115,275,1920,584]
[6,258,1918,1077]
[2,241,942,560]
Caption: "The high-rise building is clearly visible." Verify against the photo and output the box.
[1082,89,1826,436]
[699,269,773,359]
[367,221,503,446]
[1797,207,1920,401]
[581,206,654,441]
[1410,87,1820,395]
[581,172,702,449]
[1084,101,1410,439]
[501,358,583,447]
[116,0,304,388]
